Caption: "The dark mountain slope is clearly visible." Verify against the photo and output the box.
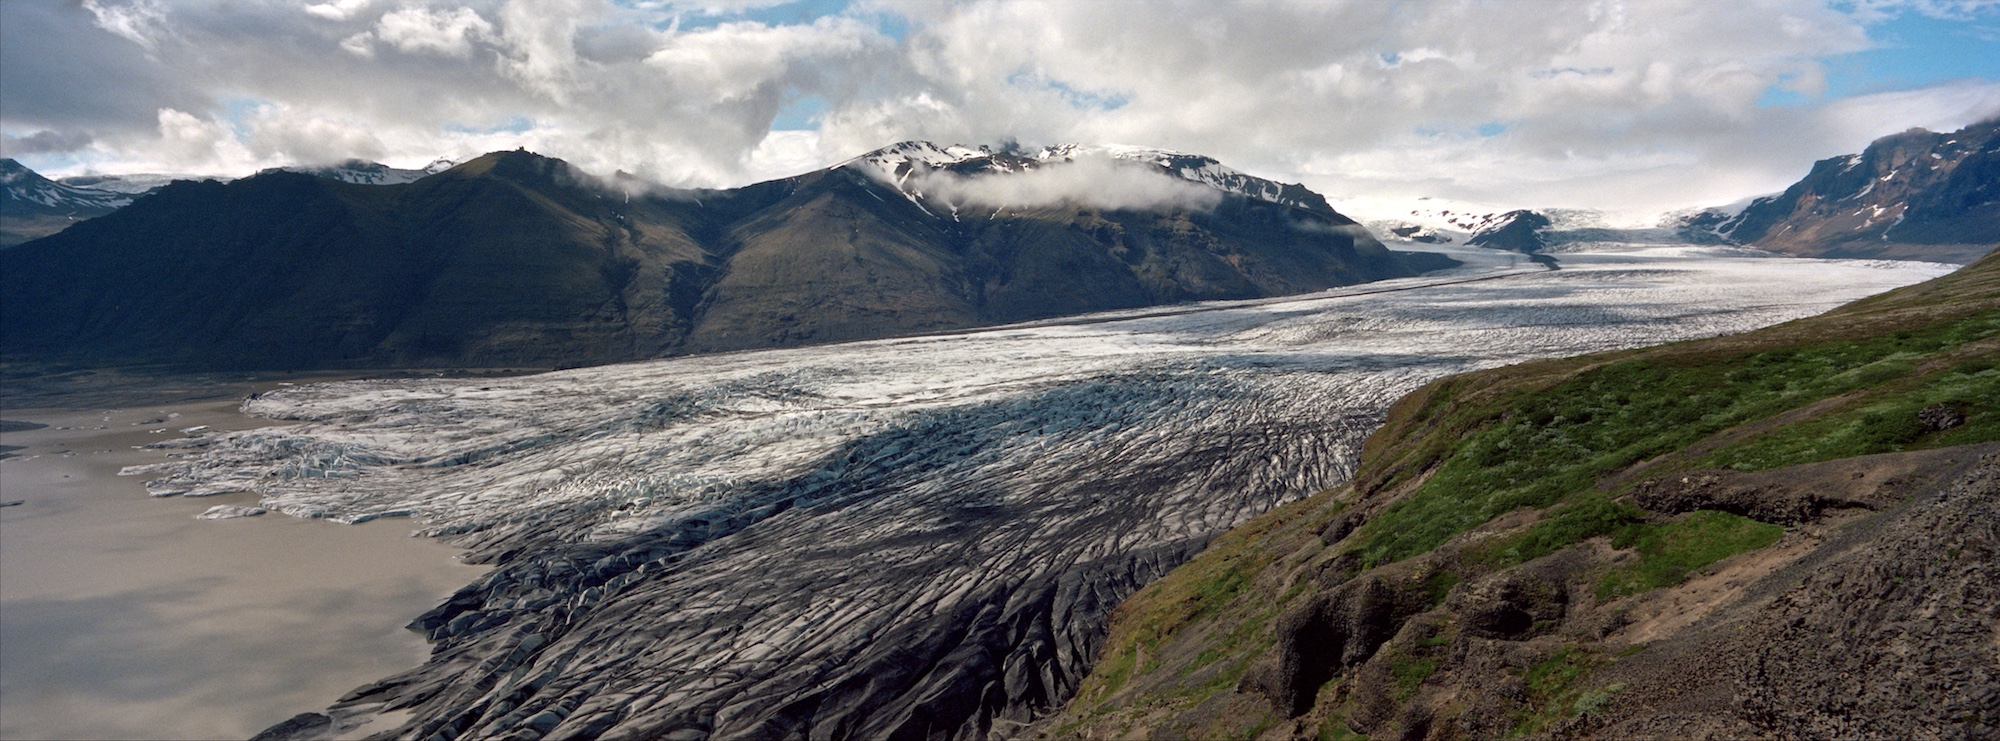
[1053,241,2000,739]
[683,168,977,352]
[3,146,1450,370]
[1464,209,1551,254]
[2,152,729,369]
[351,152,727,367]
[1699,118,2000,263]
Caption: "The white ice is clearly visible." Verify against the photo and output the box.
[146,246,1953,542]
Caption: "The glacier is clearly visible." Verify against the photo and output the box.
[138,245,1955,740]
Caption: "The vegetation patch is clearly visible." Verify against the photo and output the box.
[1185,605,1279,680]
[1356,309,2000,567]
[1474,495,1647,568]
[1073,493,1341,706]
[1389,656,1439,702]
[1596,510,1782,599]
[1418,569,1461,607]
[1705,357,2000,471]
[1571,683,1625,719]
[1083,535,1263,699]
[1511,647,1606,736]
[1316,712,1369,741]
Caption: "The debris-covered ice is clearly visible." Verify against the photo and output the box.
[159,247,1955,740]
[194,504,267,520]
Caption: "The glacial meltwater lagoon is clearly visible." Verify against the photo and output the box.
[0,244,1958,739]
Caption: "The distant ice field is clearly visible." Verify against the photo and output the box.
[131,245,1957,737]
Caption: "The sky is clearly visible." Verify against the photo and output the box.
[2,0,1998,216]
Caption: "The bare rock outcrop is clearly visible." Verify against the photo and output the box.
[1735,453,2000,739]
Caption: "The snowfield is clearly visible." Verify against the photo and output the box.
[130,245,1956,739]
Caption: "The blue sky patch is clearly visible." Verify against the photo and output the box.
[445,115,536,135]
[639,0,906,40]
[1007,72,1129,111]
[772,94,829,131]
[1824,10,2000,99]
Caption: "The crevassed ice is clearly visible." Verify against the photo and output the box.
[138,246,1956,737]
[145,247,1953,556]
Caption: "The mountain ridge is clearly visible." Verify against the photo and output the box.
[1,145,1453,370]
[1356,120,1997,264]
[0,158,133,247]
[1679,118,1999,263]
[1719,119,1999,260]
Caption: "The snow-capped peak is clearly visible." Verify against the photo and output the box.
[54,172,200,195]
[270,159,453,186]
[842,141,1333,213]
[1081,145,1332,213]
[843,141,996,184]
[2,158,134,214]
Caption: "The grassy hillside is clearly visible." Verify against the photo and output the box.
[1051,249,2000,739]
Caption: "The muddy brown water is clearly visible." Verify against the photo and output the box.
[0,396,487,740]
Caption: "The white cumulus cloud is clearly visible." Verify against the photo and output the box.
[896,154,1224,213]
[371,6,493,57]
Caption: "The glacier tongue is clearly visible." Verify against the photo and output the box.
[165,249,1954,740]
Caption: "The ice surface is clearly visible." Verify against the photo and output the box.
[159,248,1956,739]
[194,504,268,520]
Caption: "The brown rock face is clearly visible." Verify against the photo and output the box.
[1447,567,1569,641]
[1239,575,1423,717]
[1734,454,2000,740]
[1720,118,2000,263]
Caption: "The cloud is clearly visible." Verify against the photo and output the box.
[494,0,589,101]
[1,0,1995,215]
[365,6,494,57]
[2,130,96,157]
[81,0,170,50]
[152,108,260,172]
[645,17,879,103]
[894,155,1223,213]
[304,0,374,22]
[241,103,390,164]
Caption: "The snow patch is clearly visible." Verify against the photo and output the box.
[844,141,1325,213]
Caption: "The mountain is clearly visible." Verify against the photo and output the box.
[269,157,458,185]
[0,159,133,247]
[1,156,456,247]
[1052,240,1999,737]
[1682,118,2000,263]
[1,145,1453,370]
[1357,201,1693,256]
[1367,120,2000,264]
[56,172,194,194]
[1464,209,1552,253]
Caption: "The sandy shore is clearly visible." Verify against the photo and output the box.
[0,396,487,740]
